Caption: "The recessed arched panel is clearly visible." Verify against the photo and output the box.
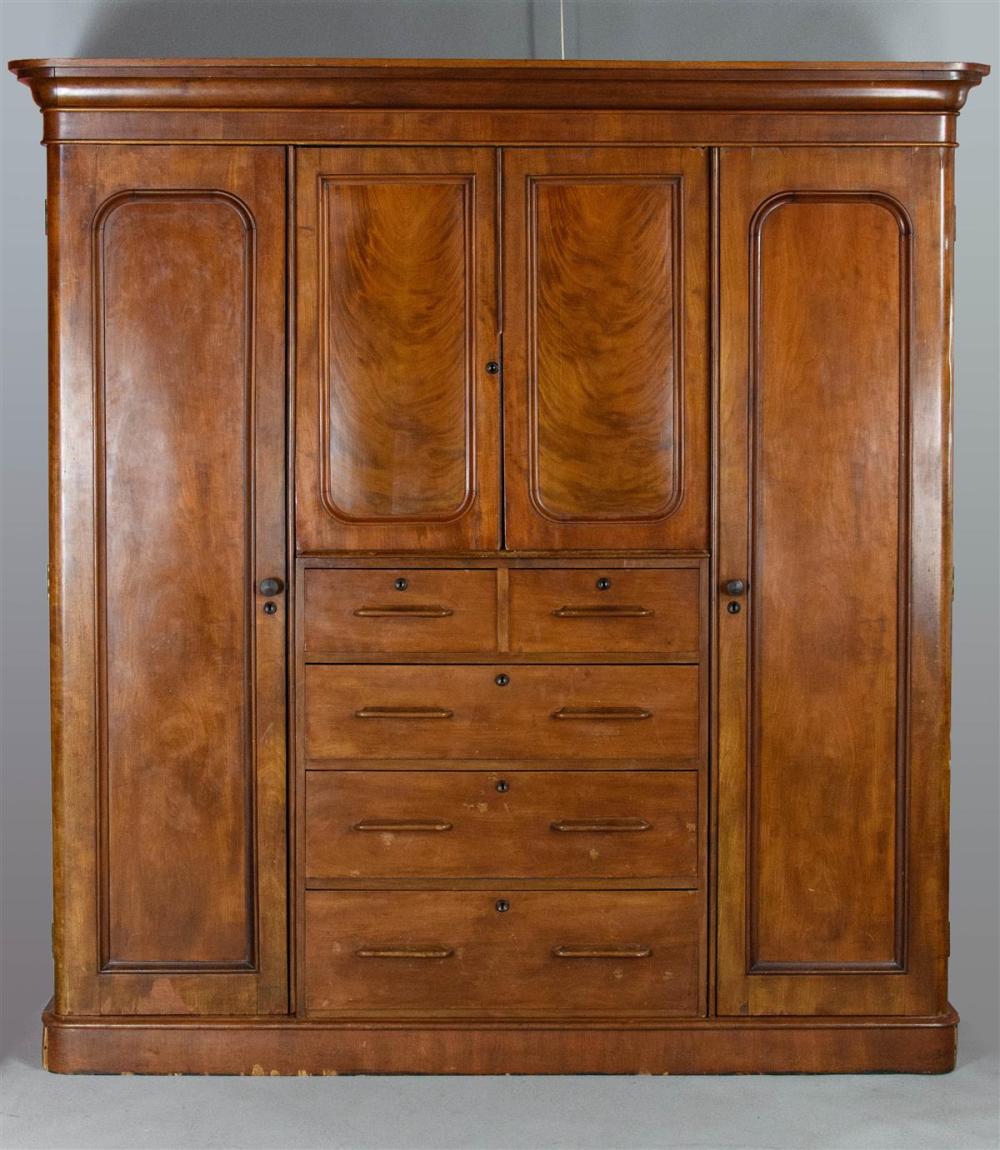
[95,190,257,973]
[748,192,912,974]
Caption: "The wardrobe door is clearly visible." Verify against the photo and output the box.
[296,148,499,552]
[502,148,709,551]
[716,148,952,1016]
[50,146,287,1016]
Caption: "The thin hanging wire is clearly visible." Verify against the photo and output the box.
[559,0,566,60]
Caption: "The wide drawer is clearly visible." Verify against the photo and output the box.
[305,889,702,1016]
[508,568,701,657]
[305,770,698,882]
[304,664,701,761]
[304,568,497,655]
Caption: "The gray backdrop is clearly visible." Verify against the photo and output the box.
[1,3,997,1148]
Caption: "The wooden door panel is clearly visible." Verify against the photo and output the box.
[503,148,709,550]
[296,147,499,552]
[51,146,287,1016]
[717,148,952,1016]
[101,191,255,970]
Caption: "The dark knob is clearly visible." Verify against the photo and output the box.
[485,361,500,374]
[259,578,284,596]
[596,577,611,591]
[394,577,408,591]
[495,779,509,793]
[724,579,747,596]
[495,673,510,687]
[495,899,510,913]
[263,601,278,615]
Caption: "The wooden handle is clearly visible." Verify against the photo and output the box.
[355,945,454,959]
[550,706,652,721]
[353,604,454,618]
[551,605,654,618]
[354,706,454,720]
[552,945,651,959]
[549,818,652,833]
[352,819,453,833]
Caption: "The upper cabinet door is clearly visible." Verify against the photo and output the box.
[502,148,709,551]
[296,148,499,552]
[716,148,952,1017]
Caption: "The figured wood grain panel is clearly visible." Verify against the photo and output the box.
[48,145,287,1017]
[322,178,470,520]
[305,889,702,1016]
[749,194,910,972]
[305,770,698,881]
[296,148,499,551]
[503,148,709,551]
[716,148,952,1017]
[531,177,681,520]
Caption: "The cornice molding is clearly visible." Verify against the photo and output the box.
[9,58,991,114]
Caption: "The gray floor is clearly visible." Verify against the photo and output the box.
[2,1014,997,1150]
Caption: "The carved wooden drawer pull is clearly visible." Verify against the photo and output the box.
[354,706,454,720]
[550,706,652,721]
[352,819,453,833]
[353,604,454,618]
[355,945,454,959]
[551,605,654,618]
[549,818,652,833]
[552,945,652,959]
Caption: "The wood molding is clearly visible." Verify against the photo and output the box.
[41,1002,959,1075]
[9,59,989,113]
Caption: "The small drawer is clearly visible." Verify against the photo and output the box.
[304,569,497,655]
[508,568,701,657]
[305,889,702,1016]
[305,664,701,762]
[306,770,698,882]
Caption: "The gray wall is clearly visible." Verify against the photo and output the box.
[2,0,997,1076]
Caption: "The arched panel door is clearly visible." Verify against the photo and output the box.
[716,147,952,1017]
[50,145,287,1017]
[502,148,709,551]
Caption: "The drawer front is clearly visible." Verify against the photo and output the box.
[305,664,701,761]
[305,890,701,1016]
[304,569,497,655]
[306,770,698,881]
[509,568,701,657]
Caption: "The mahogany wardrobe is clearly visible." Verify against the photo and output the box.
[9,58,989,1074]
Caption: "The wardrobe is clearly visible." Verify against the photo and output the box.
[10,58,988,1074]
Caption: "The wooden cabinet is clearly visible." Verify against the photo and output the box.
[10,57,987,1075]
